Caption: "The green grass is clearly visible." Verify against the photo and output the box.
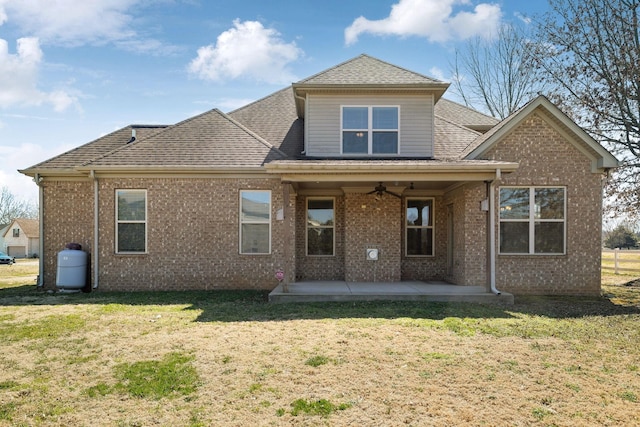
[83,352,201,400]
[0,314,86,342]
[305,355,330,367]
[287,398,352,417]
[0,263,639,426]
[113,352,199,399]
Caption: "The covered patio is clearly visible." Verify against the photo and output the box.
[269,281,514,304]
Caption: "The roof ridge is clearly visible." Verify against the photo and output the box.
[296,53,444,84]
[434,114,482,136]
[216,110,289,160]
[437,97,499,122]
[21,126,135,171]
[83,108,289,167]
[227,86,290,115]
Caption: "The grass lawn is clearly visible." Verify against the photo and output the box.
[0,261,638,426]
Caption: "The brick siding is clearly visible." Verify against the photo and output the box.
[485,112,603,295]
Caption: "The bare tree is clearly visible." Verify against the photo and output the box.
[0,186,38,225]
[451,23,547,119]
[534,0,640,219]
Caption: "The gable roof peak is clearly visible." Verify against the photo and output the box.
[296,53,447,86]
[292,54,450,118]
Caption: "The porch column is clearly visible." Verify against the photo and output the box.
[343,192,402,282]
[281,183,296,286]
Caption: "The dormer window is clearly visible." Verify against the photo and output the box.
[342,106,399,154]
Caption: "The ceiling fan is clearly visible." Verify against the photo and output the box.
[367,182,401,198]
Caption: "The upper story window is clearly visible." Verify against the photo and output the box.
[499,187,566,254]
[116,189,147,253]
[12,228,19,237]
[342,106,399,154]
[240,190,271,254]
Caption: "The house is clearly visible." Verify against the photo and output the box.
[19,54,618,295]
[2,218,40,258]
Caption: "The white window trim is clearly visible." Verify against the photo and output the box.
[405,197,435,257]
[306,197,336,257]
[115,189,147,254]
[239,190,272,255]
[340,105,400,155]
[498,186,566,255]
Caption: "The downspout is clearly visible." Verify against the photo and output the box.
[488,168,502,295]
[90,170,99,289]
[34,174,44,288]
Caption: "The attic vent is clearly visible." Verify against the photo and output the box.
[127,128,136,144]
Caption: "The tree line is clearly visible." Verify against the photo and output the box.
[0,186,38,225]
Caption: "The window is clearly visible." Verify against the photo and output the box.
[499,187,565,254]
[240,190,271,254]
[406,198,434,256]
[12,228,19,237]
[342,106,399,154]
[116,189,147,253]
[307,198,334,256]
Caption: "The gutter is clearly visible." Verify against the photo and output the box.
[488,169,502,295]
[34,174,44,288]
[90,170,99,290]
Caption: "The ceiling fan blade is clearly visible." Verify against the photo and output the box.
[385,190,402,198]
[366,189,377,195]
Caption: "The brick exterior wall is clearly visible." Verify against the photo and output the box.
[342,193,402,282]
[485,112,604,295]
[41,177,293,291]
[41,180,94,288]
[440,184,488,286]
[39,112,604,296]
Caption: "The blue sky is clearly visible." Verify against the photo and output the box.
[0,0,549,201]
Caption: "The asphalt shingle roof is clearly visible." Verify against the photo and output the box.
[85,109,287,168]
[6,218,39,238]
[22,55,517,173]
[22,126,166,172]
[298,54,444,85]
[435,98,499,130]
[228,87,303,158]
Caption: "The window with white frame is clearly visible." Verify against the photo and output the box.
[342,106,399,154]
[406,198,434,256]
[307,198,335,256]
[499,187,566,254]
[116,189,147,253]
[240,190,271,254]
[12,228,19,237]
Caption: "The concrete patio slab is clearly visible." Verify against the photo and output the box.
[268,281,514,304]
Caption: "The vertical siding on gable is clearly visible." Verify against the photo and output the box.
[306,93,433,157]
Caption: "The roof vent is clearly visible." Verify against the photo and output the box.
[127,128,136,144]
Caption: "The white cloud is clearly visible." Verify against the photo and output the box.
[428,66,447,81]
[345,0,502,45]
[0,37,79,111]
[189,19,303,84]
[514,12,532,25]
[0,0,137,46]
[0,0,175,54]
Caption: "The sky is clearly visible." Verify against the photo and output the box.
[0,0,550,202]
